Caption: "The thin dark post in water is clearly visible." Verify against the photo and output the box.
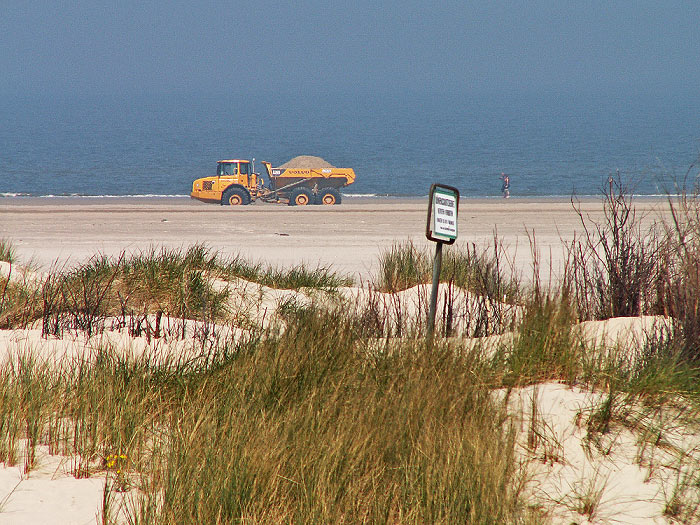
[427,241,443,336]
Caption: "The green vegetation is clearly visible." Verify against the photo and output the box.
[500,291,582,387]
[0,239,14,264]
[3,181,700,522]
[0,244,353,334]
[0,313,535,524]
[222,254,353,291]
[377,239,520,303]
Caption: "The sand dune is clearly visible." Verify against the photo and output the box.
[0,196,686,523]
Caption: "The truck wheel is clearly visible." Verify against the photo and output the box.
[222,187,250,206]
[318,188,341,205]
[288,188,313,206]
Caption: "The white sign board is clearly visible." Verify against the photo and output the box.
[426,184,459,244]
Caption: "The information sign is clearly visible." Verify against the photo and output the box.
[426,184,459,244]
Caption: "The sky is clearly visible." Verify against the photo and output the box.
[1,1,699,98]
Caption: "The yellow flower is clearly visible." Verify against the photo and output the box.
[105,452,128,471]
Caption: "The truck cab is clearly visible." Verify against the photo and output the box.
[190,159,258,204]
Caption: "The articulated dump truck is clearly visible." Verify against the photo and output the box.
[190,156,356,206]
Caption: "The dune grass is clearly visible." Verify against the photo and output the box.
[0,310,537,524]
[376,240,520,302]
[0,239,15,264]
[4,184,700,521]
[2,279,697,523]
[0,244,353,336]
[497,291,581,387]
[139,315,533,523]
[0,278,40,330]
[221,254,353,291]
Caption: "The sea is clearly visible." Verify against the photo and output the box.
[1,91,698,199]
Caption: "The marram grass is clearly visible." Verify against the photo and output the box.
[0,239,15,264]
[5,187,700,521]
[377,240,520,303]
[0,309,537,524]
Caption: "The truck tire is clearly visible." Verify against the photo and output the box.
[222,186,250,206]
[318,187,341,205]
[288,187,313,206]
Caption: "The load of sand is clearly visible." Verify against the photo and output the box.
[278,155,335,169]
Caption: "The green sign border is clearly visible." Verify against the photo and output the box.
[426,183,460,244]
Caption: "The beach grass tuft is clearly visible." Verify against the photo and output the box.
[0,239,15,264]
[377,239,520,301]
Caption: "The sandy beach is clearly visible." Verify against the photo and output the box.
[0,196,671,280]
[1,195,693,524]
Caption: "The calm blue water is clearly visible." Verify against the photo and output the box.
[1,92,698,198]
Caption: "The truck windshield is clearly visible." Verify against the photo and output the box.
[239,163,249,175]
[217,163,235,175]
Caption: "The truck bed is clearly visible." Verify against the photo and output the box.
[267,167,356,191]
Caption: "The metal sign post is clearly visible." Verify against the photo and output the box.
[425,184,460,336]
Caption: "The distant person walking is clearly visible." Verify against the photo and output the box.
[500,172,510,199]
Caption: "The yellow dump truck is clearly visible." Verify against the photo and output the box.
[190,159,356,206]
